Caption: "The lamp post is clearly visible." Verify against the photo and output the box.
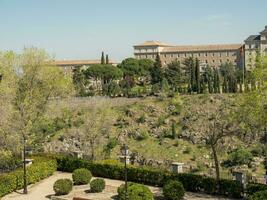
[121,144,129,200]
[23,135,28,194]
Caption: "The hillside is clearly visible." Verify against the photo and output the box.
[41,94,265,180]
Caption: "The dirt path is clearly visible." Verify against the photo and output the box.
[2,172,236,200]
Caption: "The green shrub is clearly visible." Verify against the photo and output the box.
[251,145,264,157]
[137,114,146,123]
[117,182,153,200]
[218,179,243,198]
[202,178,216,194]
[72,168,92,185]
[53,179,73,196]
[0,150,21,173]
[90,178,105,193]
[55,156,244,198]
[248,190,267,200]
[183,146,192,154]
[163,180,185,200]
[0,157,57,197]
[224,148,253,167]
[247,183,267,196]
[136,130,149,141]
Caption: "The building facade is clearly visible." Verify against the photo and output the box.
[134,41,244,69]
[53,59,117,74]
[244,26,267,70]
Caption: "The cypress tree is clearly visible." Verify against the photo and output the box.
[191,58,196,92]
[151,54,163,84]
[106,54,109,64]
[195,58,200,94]
[101,51,105,64]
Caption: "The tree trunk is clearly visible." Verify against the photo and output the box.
[211,144,220,191]
[90,140,95,161]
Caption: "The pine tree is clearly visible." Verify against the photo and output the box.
[106,54,109,64]
[101,51,105,64]
[195,58,201,94]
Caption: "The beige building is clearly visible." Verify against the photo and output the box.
[134,41,244,69]
[245,26,267,70]
[53,59,117,74]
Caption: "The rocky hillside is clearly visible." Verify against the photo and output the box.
[41,94,265,180]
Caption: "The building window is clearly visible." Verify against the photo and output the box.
[205,53,208,57]
[213,60,215,63]
[220,59,222,63]
[226,52,229,56]
[227,59,229,62]
[212,53,215,57]
[177,54,180,58]
[198,53,201,57]
[164,54,167,58]
[185,53,187,57]
[205,60,208,64]
[219,53,222,57]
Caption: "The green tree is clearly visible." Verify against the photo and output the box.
[184,99,238,188]
[184,57,195,93]
[101,51,105,64]
[13,48,73,193]
[195,58,201,93]
[150,54,163,84]
[0,51,20,154]
[219,62,238,93]
[72,67,88,96]
[105,54,109,64]
[165,59,181,91]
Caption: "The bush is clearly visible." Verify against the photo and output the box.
[224,148,253,167]
[72,168,92,185]
[117,182,153,200]
[163,180,185,200]
[248,190,267,200]
[0,150,21,173]
[136,130,149,141]
[202,178,216,194]
[0,157,57,197]
[137,114,146,123]
[53,179,73,196]
[55,156,244,198]
[247,183,267,196]
[90,178,105,193]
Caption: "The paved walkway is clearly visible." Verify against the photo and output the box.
[2,172,236,200]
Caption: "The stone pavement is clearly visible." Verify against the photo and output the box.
[2,172,236,200]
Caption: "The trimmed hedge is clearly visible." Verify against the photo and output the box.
[53,178,73,195]
[56,157,243,198]
[0,157,57,197]
[248,190,267,200]
[247,183,267,196]
[163,180,185,200]
[72,168,92,185]
[117,182,153,200]
[90,178,105,193]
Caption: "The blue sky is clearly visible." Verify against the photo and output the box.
[0,0,267,61]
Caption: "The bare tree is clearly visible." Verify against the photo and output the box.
[183,96,238,187]
[80,105,111,161]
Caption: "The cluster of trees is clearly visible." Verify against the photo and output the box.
[0,48,73,193]
[73,54,256,97]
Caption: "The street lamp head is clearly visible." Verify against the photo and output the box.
[121,144,129,156]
